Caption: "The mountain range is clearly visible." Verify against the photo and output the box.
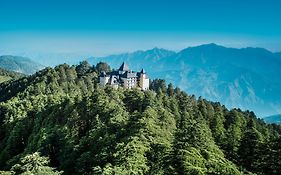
[88,44,281,117]
[0,55,44,75]
[1,44,280,117]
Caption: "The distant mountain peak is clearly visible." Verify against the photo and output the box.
[179,43,276,57]
[146,47,175,54]
[151,47,161,50]
[201,43,219,47]
[180,43,226,53]
[196,43,226,49]
[241,47,272,54]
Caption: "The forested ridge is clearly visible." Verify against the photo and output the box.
[0,61,281,175]
[0,68,24,83]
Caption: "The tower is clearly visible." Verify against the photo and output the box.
[139,68,149,91]
[99,71,110,86]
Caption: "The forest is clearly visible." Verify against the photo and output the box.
[0,68,24,83]
[0,61,281,175]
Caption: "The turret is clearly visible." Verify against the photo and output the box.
[118,62,130,74]
[99,71,110,86]
[139,68,149,91]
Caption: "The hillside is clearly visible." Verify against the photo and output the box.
[88,47,176,72]
[0,62,281,175]
[275,52,281,58]
[264,114,281,124]
[0,67,24,83]
[88,44,281,117]
[0,55,44,75]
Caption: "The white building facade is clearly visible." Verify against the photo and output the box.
[99,62,149,90]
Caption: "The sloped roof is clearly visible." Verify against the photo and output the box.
[119,62,130,71]
[140,68,145,74]
[100,71,107,77]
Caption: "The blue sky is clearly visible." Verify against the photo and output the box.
[0,0,281,62]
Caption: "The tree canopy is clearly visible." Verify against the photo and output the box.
[0,62,280,175]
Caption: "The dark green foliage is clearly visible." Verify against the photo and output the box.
[167,83,174,97]
[0,68,24,83]
[238,128,263,172]
[0,62,280,175]
[96,62,111,73]
[259,137,281,175]
[150,79,167,94]
[10,152,62,174]
[75,61,92,76]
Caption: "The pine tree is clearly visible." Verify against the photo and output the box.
[10,152,62,175]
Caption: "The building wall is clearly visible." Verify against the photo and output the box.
[122,77,137,89]
[112,84,119,89]
[99,69,149,90]
[142,78,149,90]
[99,76,110,86]
[140,74,149,90]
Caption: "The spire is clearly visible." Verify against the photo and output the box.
[100,71,106,77]
[140,68,146,74]
[119,62,130,71]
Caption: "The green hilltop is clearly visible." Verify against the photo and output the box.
[0,61,281,175]
[0,67,24,83]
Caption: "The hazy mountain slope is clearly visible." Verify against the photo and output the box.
[264,114,281,124]
[0,55,44,74]
[88,47,176,72]
[275,52,281,58]
[162,44,281,117]
[88,44,281,117]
